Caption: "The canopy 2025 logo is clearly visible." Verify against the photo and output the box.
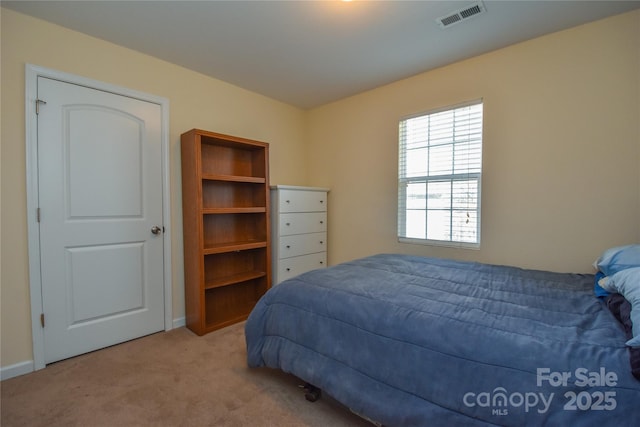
[462,367,618,416]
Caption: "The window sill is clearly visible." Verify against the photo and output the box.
[398,237,480,250]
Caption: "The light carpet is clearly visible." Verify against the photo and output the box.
[1,322,370,426]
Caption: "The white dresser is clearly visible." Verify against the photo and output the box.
[271,185,329,285]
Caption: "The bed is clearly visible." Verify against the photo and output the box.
[245,253,640,426]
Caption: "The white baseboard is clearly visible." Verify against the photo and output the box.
[2,317,186,381]
[1,360,34,381]
[172,316,186,329]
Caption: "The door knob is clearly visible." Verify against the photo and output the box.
[151,226,162,235]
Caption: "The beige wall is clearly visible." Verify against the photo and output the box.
[307,10,640,273]
[2,7,639,373]
[1,9,308,369]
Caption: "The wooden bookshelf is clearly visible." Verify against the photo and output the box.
[181,129,271,335]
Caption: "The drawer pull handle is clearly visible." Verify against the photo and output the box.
[320,241,324,244]
[286,200,290,204]
[286,223,290,226]
[286,268,291,271]
[320,261,324,265]
[286,245,291,249]
[320,221,324,224]
[320,200,324,204]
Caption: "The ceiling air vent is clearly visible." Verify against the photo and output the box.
[437,2,486,28]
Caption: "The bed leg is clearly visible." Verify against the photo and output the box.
[299,382,322,402]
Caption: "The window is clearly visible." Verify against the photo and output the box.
[398,100,483,247]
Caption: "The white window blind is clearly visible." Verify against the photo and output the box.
[398,100,483,247]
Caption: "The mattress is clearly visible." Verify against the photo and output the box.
[245,254,640,426]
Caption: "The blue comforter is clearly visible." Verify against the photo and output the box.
[246,254,640,426]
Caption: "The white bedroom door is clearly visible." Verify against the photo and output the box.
[37,76,165,364]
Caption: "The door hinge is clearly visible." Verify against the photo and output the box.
[37,208,41,222]
[40,313,45,328]
[36,99,47,115]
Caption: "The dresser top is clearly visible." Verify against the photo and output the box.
[270,185,330,192]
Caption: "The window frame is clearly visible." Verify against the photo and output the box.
[397,99,483,249]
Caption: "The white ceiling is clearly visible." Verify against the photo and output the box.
[4,0,639,109]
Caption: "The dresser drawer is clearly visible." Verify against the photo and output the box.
[277,252,327,283]
[278,189,327,213]
[278,233,326,259]
[278,212,326,236]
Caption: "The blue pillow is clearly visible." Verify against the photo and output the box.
[599,267,640,347]
[594,271,610,298]
[595,244,640,276]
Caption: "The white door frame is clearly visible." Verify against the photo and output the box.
[25,64,172,371]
